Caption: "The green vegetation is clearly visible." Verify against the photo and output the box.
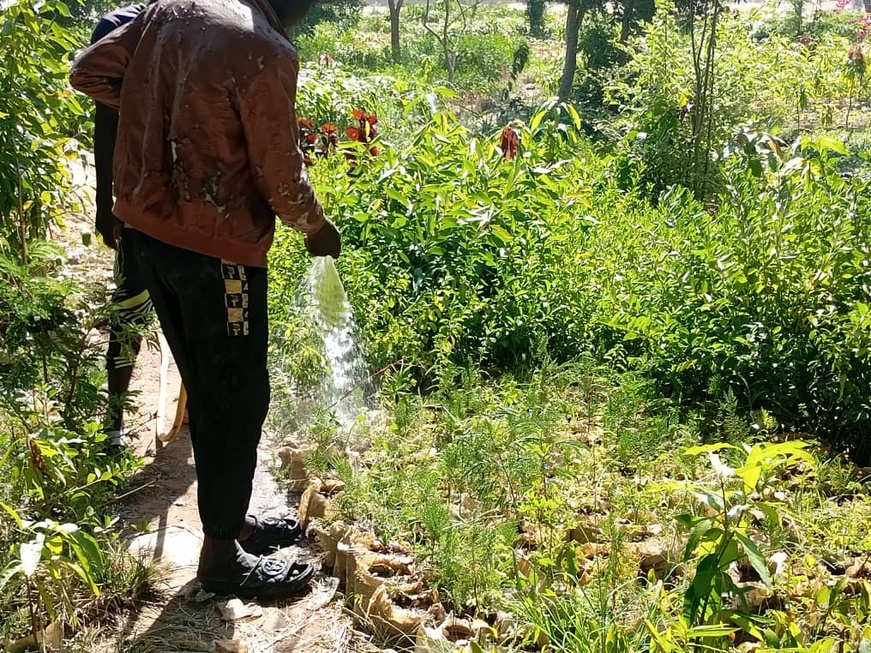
[0,2,153,648]
[270,1,871,650]
[2,0,871,648]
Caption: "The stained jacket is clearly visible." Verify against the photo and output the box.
[70,0,325,267]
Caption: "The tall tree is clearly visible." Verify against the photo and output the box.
[298,0,364,34]
[526,0,547,37]
[388,0,405,63]
[557,0,650,102]
[687,0,722,197]
[557,0,585,101]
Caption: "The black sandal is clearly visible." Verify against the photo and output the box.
[239,515,303,555]
[200,557,314,599]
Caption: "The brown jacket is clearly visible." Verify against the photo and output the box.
[70,0,324,267]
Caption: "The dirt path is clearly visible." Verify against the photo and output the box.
[100,374,355,653]
[65,157,365,653]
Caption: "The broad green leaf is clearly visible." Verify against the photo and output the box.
[813,135,849,156]
[490,224,513,244]
[66,560,100,596]
[68,530,104,578]
[733,531,772,587]
[0,562,23,591]
[0,502,23,528]
[687,624,738,638]
[645,619,674,653]
[683,516,713,559]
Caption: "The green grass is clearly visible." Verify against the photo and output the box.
[283,360,871,651]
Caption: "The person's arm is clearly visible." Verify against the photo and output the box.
[236,52,340,257]
[93,102,122,248]
[70,20,143,110]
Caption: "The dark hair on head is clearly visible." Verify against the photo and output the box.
[268,0,316,27]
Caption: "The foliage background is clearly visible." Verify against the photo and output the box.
[2,0,871,647]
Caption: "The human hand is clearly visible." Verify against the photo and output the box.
[96,206,123,250]
[304,219,341,259]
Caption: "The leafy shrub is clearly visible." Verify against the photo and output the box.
[0,243,142,643]
[750,4,868,41]
[296,62,442,139]
[570,12,623,115]
[272,102,599,387]
[605,8,858,197]
[0,244,138,522]
[453,31,529,91]
[296,0,364,36]
[295,21,393,71]
[0,0,88,250]
[271,85,871,452]
[591,132,871,454]
[296,7,529,97]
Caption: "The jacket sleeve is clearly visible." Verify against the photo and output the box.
[69,20,143,110]
[236,53,326,234]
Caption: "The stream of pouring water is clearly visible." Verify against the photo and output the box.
[303,256,371,435]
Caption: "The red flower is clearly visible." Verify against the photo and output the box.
[348,109,379,145]
[298,117,317,164]
[500,126,519,161]
[345,108,380,166]
[320,123,340,154]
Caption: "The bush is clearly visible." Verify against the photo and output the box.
[271,102,597,388]
[295,21,393,71]
[605,8,859,197]
[0,4,144,640]
[0,243,138,521]
[0,241,143,643]
[590,131,871,454]
[296,7,529,97]
[0,0,88,250]
[270,90,871,454]
[296,62,442,135]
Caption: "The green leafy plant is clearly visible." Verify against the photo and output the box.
[0,506,106,649]
[843,43,866,128]
[671,441,816,645]
[0,0,87,254]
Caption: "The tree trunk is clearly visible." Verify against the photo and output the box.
[443,0,454,82]
[619,0,635,43]
[558,3,582,102]
[526,0,546,37]
[388,0,403,63]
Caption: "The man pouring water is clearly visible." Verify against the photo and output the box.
[70,0,341,599]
